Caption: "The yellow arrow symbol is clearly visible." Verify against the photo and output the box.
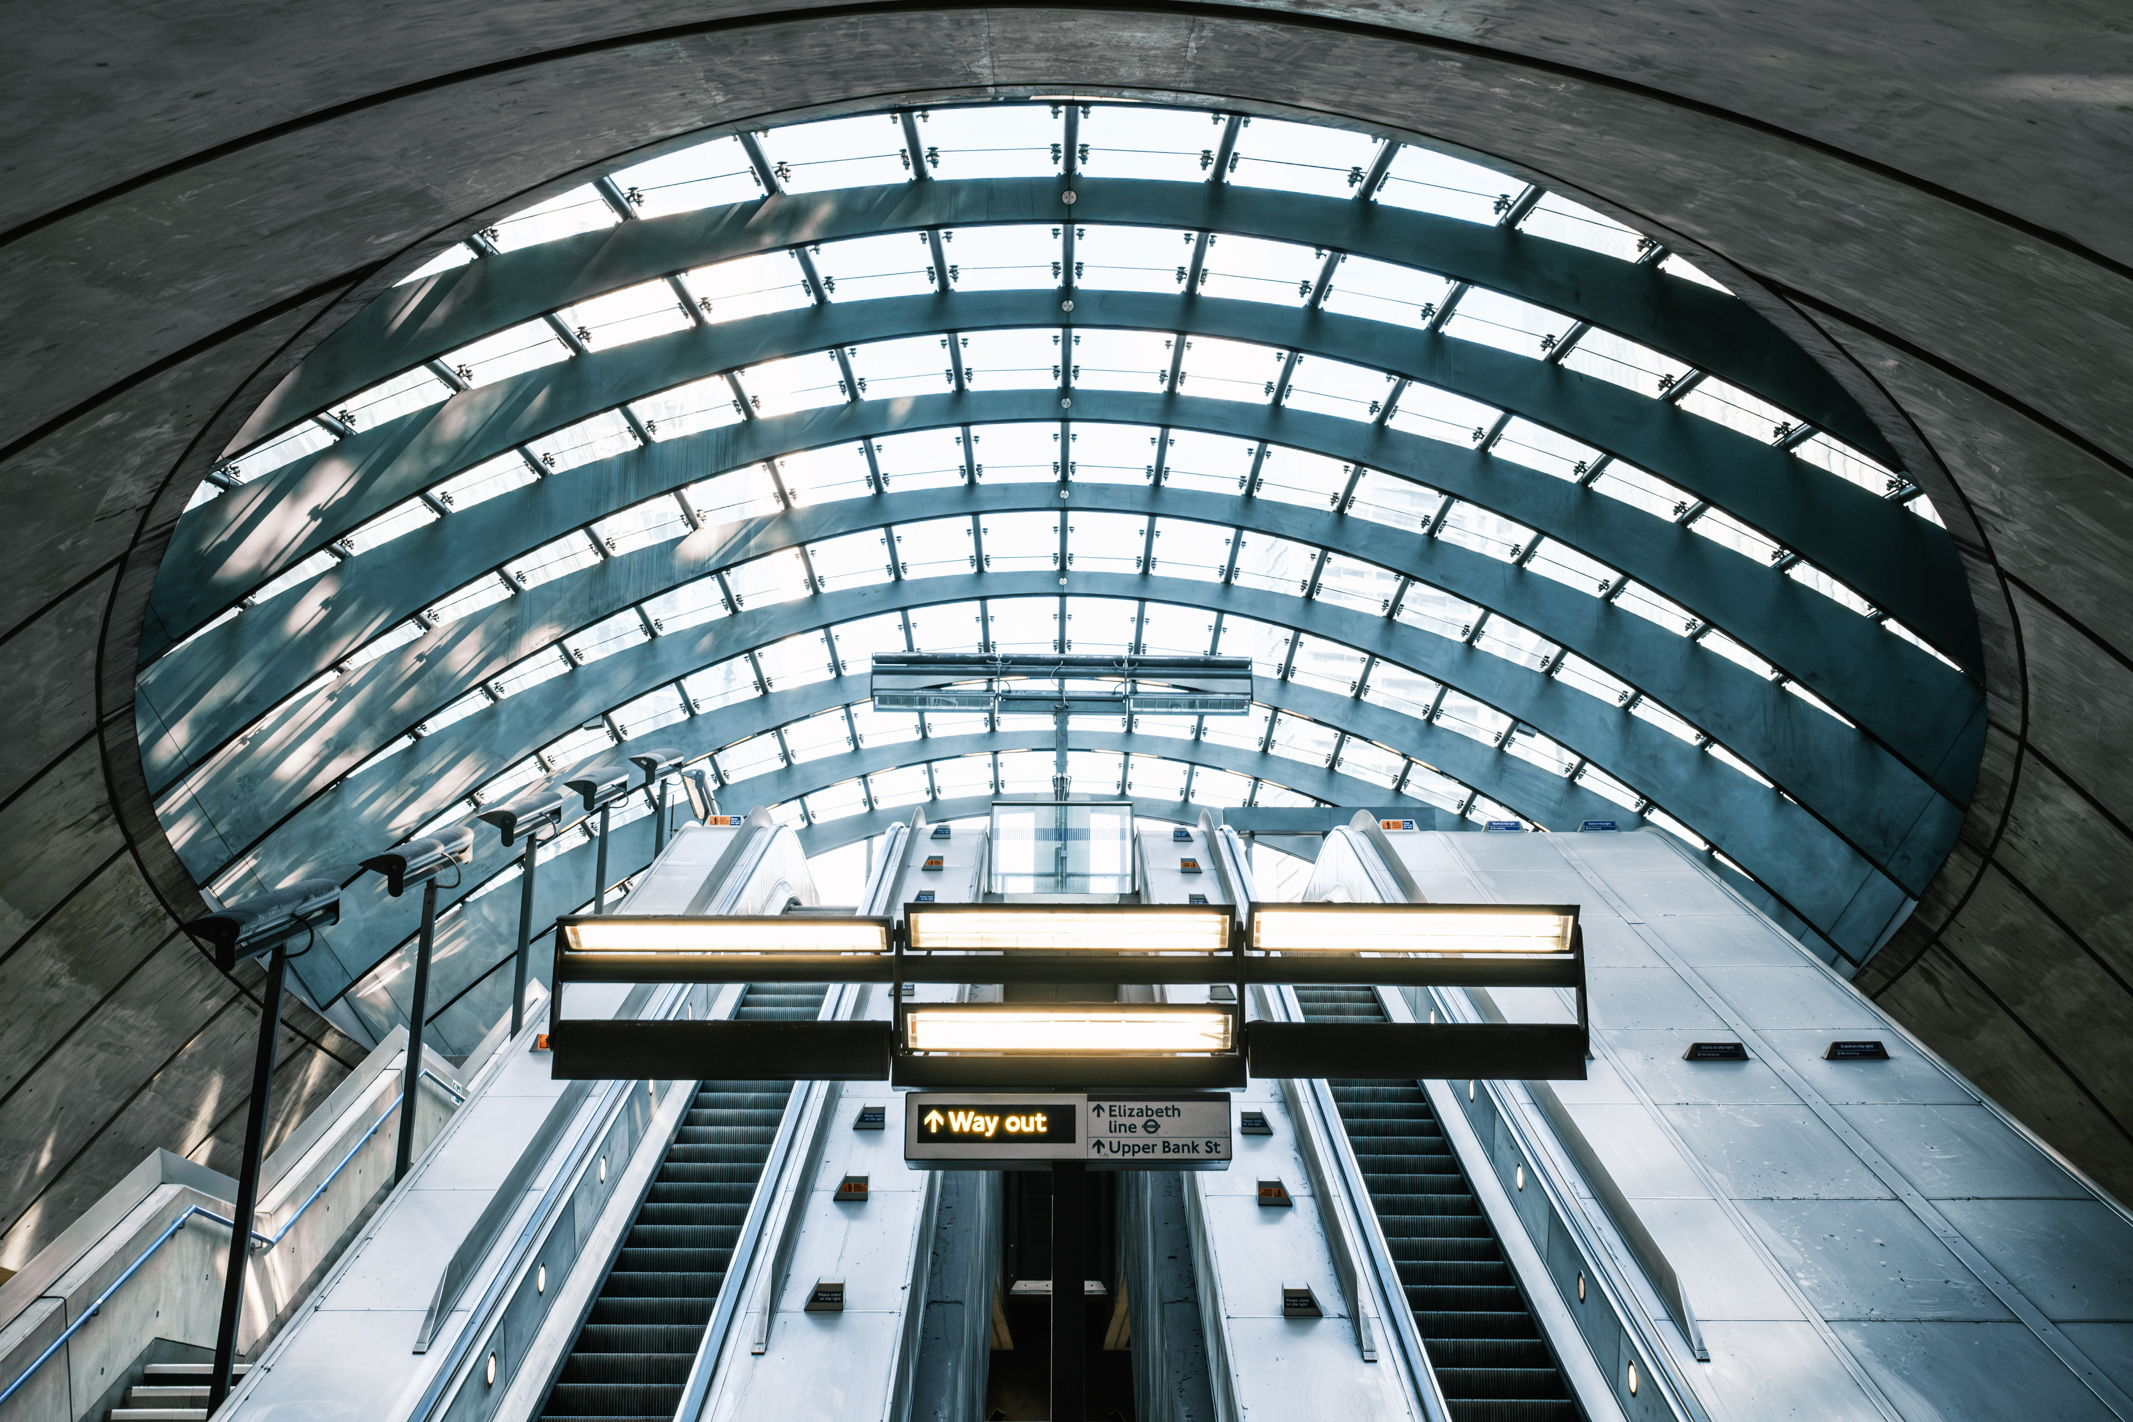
[924,1109,945,1132]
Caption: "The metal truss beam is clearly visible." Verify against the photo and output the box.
[243,177,1890,465]
[166,289,1965,662]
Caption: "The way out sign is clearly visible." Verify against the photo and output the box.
[905,1091,1233,1170]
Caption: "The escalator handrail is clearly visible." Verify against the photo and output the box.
[1262,983,1454,1422]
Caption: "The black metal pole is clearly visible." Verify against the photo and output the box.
[393,878,439,1183]
[594,803,611,915]
[1051,1160,1087,1422]
[654,778,669,856]
[510,831,538,1036]
[208,941,288,1413]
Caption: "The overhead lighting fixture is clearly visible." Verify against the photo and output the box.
[906,906,1231,954]
[558,916,890,955]
[1250,904,1576,956]
[903,1005,1234,1056]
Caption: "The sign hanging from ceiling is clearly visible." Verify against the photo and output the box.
[905,1091,1233,1169]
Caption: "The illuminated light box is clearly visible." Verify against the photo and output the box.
[905,906,1231,955]
[903,1005,1235,1056]
[1249,904,1575,956]
[557,915,890,955]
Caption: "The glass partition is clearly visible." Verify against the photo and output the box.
[990,800,1136,895]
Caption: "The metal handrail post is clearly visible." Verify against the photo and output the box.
[511,831,539,1036]
[595,804,611,915]
[395,878,441,1182]
[208,939,287,1412]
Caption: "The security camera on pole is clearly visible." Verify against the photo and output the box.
[180,880,343,1414]
[477,790,566,1036]
[628,746,684,856]
[358,826,475,1182]
[563,769,631,915]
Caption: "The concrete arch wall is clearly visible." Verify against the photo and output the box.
[4,2,2131,1270]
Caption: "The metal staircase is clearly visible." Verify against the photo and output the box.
[1293,986,1579,1422]
[537,984,827,1422]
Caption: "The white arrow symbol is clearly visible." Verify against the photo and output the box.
[923,1109,945,1132]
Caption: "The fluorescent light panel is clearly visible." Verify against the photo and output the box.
[560,916,889,954]
[906,907,1230,954]
[1251,905,1573,955]
[905,1005,1234,1055]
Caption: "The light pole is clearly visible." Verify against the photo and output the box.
[358,827,475,1181]
[627,747,684,858]
[477,790,565,1036]
[180,881,343,1415]
[563,770,629,914]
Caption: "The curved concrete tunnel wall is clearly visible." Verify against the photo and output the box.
[3,1,2131,1272]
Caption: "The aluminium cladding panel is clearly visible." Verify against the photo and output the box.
[212,983,644,1422]
[610,820,743,912]
[696,995,938,1422]
[1185,1074,1422,1421]
[1384,826,2133,1422]
[901,819,986,905]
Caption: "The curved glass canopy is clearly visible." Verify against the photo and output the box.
[141,101,1983,1051]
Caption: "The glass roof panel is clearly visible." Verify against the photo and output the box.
[868,763,929,807]
[685,462,782,525]
[1475,619,1557,671]
[443,320,570,386]
[609,136,759,216]
[920,104,1062,180]
[1348,470,1443,534]
[1230,533,1315,595]
[1067,423,1156,485]
[225,419,335,480]
[1590,462,1691,522]
[528,409,637,473]
[342,619,423,673]
[1676,377,1797,443]
[851,700,920,746]
[250,549,337,607]
[1201,703,1270,752]
[1191,767,1254,808]
[1388,384,1500,447]
[755,630,836,691]
[1253,448,1347,509]
[996,751,1056,794]
[809,529,894,591]
[613,684,688,739]
[565,610,648,665]
[1788,561,1877,617]
[1493,419,1601,482]
[1690,506,1785,565]
[1518,193,1647,263]
[962,328,1063,391]
[806,778,869,821]
[1438,502,1534,562]
[1314,554,1398,616]
[1069,329,1170,391]
[425,573,512,629]
[1177,335,1279,404]
[816,233,936,301]
[737,352,844,416]
[783,707,852,763]
[1149,518,1231,581]
[1229,118,1381,199]
[340,367,451,430]
[1068,513,1149,575]
[760,113,909,192]
[1289,636,1368,695]
[1445,288,1570,359]
[1199,233,1320,306]
[506,531,601,591]
[1559,327,1692,398]
[1284,356,1393,423]
[1161,431,1255,497]
[489,186,618,252]
[396,243,476,287]
[1436,690,1512,747]
[434,453,537,512]
[1396,583,1483,642]
[1376,146,1513,225]
[872,427,968,491]
[1137,603,1215,656]
[848,334,951,399]
[970,422,1059,483]
[931,754,995,796]
[1363,661,1440,720]
[1068,750,1127,795]
[681,252,812,323]
[543,721,617,772]
[1269,712,1338,766]
[978,511,1060,573]
[1319,255,1453,329]
[1215,617,1289,676]
[636,373,745,442]
[906,600,982,652]
[1079,104,1220,183]
[717,732,786,781]
[1337,737,1403,787]
[595,496,690,557]
[830,614,906,672]
[1615,582,1698,637]
[682,655,756,712]
[1659,254,1730,292]
[1075,224,1190,294]
[1632,697,1704,744]
[944,223,1058,291]
[1794,433,1900,497]
[1064,597,1137,651]
[1526,538,1616,596]
[778,445,874,504]
[1555,654,1634,709]
[725,548,807,609]
[893,515,976,579]
[558,280,694,352]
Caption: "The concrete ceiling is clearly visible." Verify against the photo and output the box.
[3,1,2130,1272]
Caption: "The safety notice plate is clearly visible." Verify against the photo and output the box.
[905,1091,1232,1170]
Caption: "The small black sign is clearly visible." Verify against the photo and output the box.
[1188,893,1209,905]
[1581,820,1619,832]
[805,1280,845,1312]
[1179,857,1203,874]
[1172,827,1193,842]
[931,824,952,839]
[853,1104,886,1130]
[915,1101,1077,1144]
[913,890,936,902]
[1825,1040,1889,1060]
[1240,1110,1272,1136]
[1683,1041,1749,1062]
[921,856,944,870]
[1257,1178,1293,1208]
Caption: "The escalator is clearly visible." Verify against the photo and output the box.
[1293,986,1578,1422]
[538,983,828,1422]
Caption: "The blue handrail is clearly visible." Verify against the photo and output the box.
[0,1067,463,1406]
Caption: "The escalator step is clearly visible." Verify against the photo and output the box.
[539,983,826,1421]
[1293,987,1575,1420]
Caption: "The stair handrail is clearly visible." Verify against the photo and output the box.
[0,1067,463,1408]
